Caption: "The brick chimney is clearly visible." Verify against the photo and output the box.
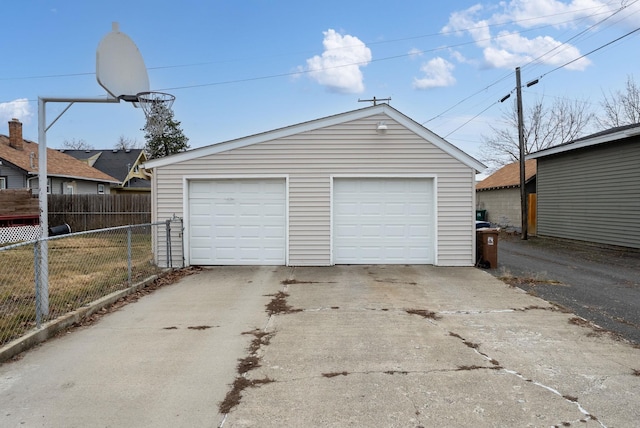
[8,118,23,150]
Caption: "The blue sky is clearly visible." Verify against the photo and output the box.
[1,0,639,161]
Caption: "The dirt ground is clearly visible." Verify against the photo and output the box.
[489,232,640,345]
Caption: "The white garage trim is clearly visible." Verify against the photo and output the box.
[331,175,438,265]
[183,175,289,265]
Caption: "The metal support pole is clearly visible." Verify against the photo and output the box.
[37,98,50,317]
[36,96,120,322]
[127,226,132,286]
[515,67,528,240]
[165,219,172,268]
[180,217,185,268]
[34,242,42,328]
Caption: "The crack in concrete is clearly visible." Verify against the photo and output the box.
[440,306,561,316]
[448,330,607,428]
[266,366,508,385]
[224,271,610,426]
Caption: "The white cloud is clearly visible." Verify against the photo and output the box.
[408,48,424,59]
[450,49,473,64]
[441,0,616,71]
[413,57,456,90]
[500,0,619,29]
[303,29,372,94]
[0,99,33,124]
[485,30,591,69]
[442,5,492,46]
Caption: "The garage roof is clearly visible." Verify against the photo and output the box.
[527,122,640,159]
[144,104,487,172]
[476,159,536,191]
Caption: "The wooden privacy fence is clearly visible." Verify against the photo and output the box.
[48,194,151,231]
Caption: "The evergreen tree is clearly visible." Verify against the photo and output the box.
[142,103,189,159]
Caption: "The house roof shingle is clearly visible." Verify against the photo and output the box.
[61,149,146,182]
[0,135,119,183]
[476,159,536,191]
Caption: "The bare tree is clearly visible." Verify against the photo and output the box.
[479,96,594,171]
[598,75,640,128]
[114,135,142,151]
[61,138,94,150]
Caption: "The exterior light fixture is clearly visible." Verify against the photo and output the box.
[376,121,388,134]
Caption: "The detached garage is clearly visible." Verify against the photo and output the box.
[145,104,486,266]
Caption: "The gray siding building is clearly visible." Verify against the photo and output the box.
[528,123,640,249]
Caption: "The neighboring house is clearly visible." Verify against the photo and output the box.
[527,123,640,249]
[61,149,151,194]
[476,159,537,229]
[144,104,486,267]
[0,119,119,194]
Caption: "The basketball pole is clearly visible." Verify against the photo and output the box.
[36,96,119,323]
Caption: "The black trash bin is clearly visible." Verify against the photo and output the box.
[49,223,71,236]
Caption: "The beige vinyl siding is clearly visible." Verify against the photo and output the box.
[537,139,640,249]
[154,114,476,265]
[289,175,330,265]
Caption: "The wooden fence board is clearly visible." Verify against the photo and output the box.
[0,192,151,232]
[48,194,151,231]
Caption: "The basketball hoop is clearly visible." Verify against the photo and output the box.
[137,91,175,137]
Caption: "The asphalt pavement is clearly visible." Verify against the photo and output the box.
[2,265,640,427]
[491,234,640,345]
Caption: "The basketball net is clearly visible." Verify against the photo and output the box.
[137,92,176,138]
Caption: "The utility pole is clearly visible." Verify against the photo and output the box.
[515,67,528,240]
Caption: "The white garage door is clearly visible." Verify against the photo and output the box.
[188,179,286,265]
[333,178,434,264]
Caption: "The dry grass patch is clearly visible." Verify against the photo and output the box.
[0,233,162,346]
[265,291,302,315]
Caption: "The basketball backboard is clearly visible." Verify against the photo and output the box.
[96,22,150,101]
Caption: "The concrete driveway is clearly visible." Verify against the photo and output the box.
[2,266,639,427]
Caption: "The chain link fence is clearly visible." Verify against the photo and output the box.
[0,219,184,347]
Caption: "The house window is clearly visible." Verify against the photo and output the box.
[133,165,139,173]
[30,178,52,194]
[98,184,105,194]
[66,185,74,195]
[0,177,6,189]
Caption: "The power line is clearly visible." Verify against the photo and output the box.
[542,25,640,79]
[0,3,623,83]
[436,3,640,138]
[444,101,499,138]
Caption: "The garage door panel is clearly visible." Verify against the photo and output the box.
[189,179,286,265]
[361,225,383,237]
[333,178,434,264]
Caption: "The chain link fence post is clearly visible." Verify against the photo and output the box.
[127,226,133,287]
[165,219,172,269]
[179,217,185,268]
[34,242,42,328]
